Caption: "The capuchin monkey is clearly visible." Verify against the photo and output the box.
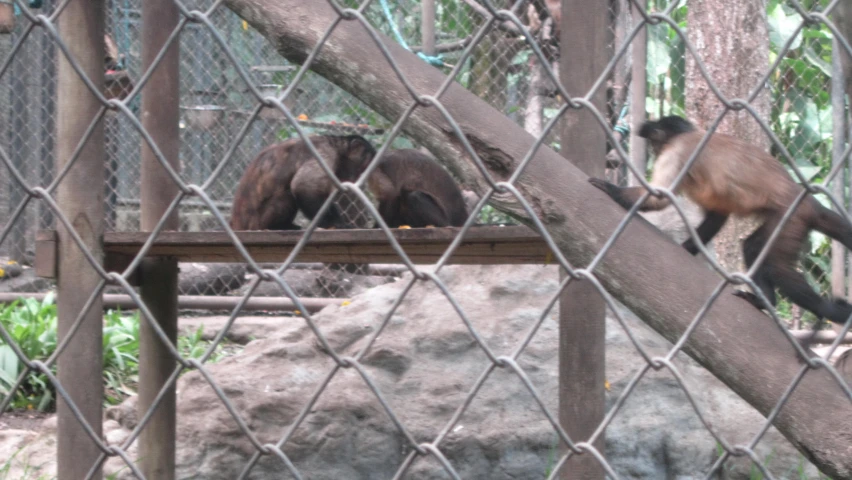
[367,149,468,228]
[588,115,852,328]
[230,135,376,230]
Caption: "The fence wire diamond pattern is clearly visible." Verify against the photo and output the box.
[0,0,851,478]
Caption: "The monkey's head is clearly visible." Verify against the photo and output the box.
[337,135,377,179]
[638,115,696,155]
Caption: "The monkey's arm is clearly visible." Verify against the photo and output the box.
[588,178,671,211]
[681,211,728,255]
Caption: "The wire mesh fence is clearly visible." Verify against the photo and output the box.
[0,0,851,478]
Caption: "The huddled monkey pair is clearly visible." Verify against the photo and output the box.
[229,135,468,232]
[590,115,852,333]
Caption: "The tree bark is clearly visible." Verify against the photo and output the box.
[685,0,771,274]
[223,1,852,476]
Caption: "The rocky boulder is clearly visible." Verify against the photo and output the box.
[135,265,825,478]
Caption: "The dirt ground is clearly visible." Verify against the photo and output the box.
[0,409,51,432]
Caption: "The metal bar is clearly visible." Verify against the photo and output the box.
[138,0,180,476]
[9,29,29,263]
[558,0,608,477]
[629,0,647,187]
[55,0,106,477]
[0,292,339,312]
[831,35,847,298]
[40,2,56,231]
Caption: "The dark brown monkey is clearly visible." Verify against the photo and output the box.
[230,135,376,230]
[367,149,468,228]
[588,115,852,327]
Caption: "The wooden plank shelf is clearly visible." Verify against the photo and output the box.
[35,226,555,278]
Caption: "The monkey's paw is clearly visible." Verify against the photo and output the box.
[732,290,768,311]
[398,225,412,229]
[588,178,620,198]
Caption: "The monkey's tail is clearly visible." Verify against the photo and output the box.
[810,198,852,251]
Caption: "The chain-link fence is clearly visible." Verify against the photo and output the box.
[1,0,852,478]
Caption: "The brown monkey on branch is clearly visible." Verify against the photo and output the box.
[230,135,375,230]
[588,115,852,327]
[367,149,468,228]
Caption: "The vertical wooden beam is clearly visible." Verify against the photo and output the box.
[40,0,56,231]
[421,0,436,56]
[55,0,105,478]
[629,0,647,187]
[835,0,852,301]
[558,0,608,478]
[138,0,180,477]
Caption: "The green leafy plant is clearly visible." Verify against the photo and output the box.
[0,294,58,411]
[1,294,240,411]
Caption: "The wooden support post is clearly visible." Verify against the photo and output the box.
[835,0,852,301]
[558,0,608,477]
[138,0,180,478]
[55,1,105,478]
[629,0,647,187]
[421,0,436,56]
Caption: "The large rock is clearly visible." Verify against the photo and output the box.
[238,267,395,299]
[168,266,827,478]
[178,262,247,296]
[0,267,53,293]
[0,264,830,479]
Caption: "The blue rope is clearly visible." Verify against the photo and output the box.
[7,0,42,16]
[378,0,444,67]
[613,103,630,137]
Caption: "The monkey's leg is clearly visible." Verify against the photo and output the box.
[375,197,402,228]
[588,178,671,211]
[810,199,852,251]
[733,223,777,309]
[291,172,348,229]
[768,251,852,325]
[401,190,450,228]
[682,211,729,255]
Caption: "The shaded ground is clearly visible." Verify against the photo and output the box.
[0,410,50,432]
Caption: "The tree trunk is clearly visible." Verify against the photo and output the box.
[685,0,771,274]
[223,0,852,476]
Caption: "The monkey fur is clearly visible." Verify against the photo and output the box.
[589,115,852,328]
[230,135,376,231]
[367,149,468,228]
